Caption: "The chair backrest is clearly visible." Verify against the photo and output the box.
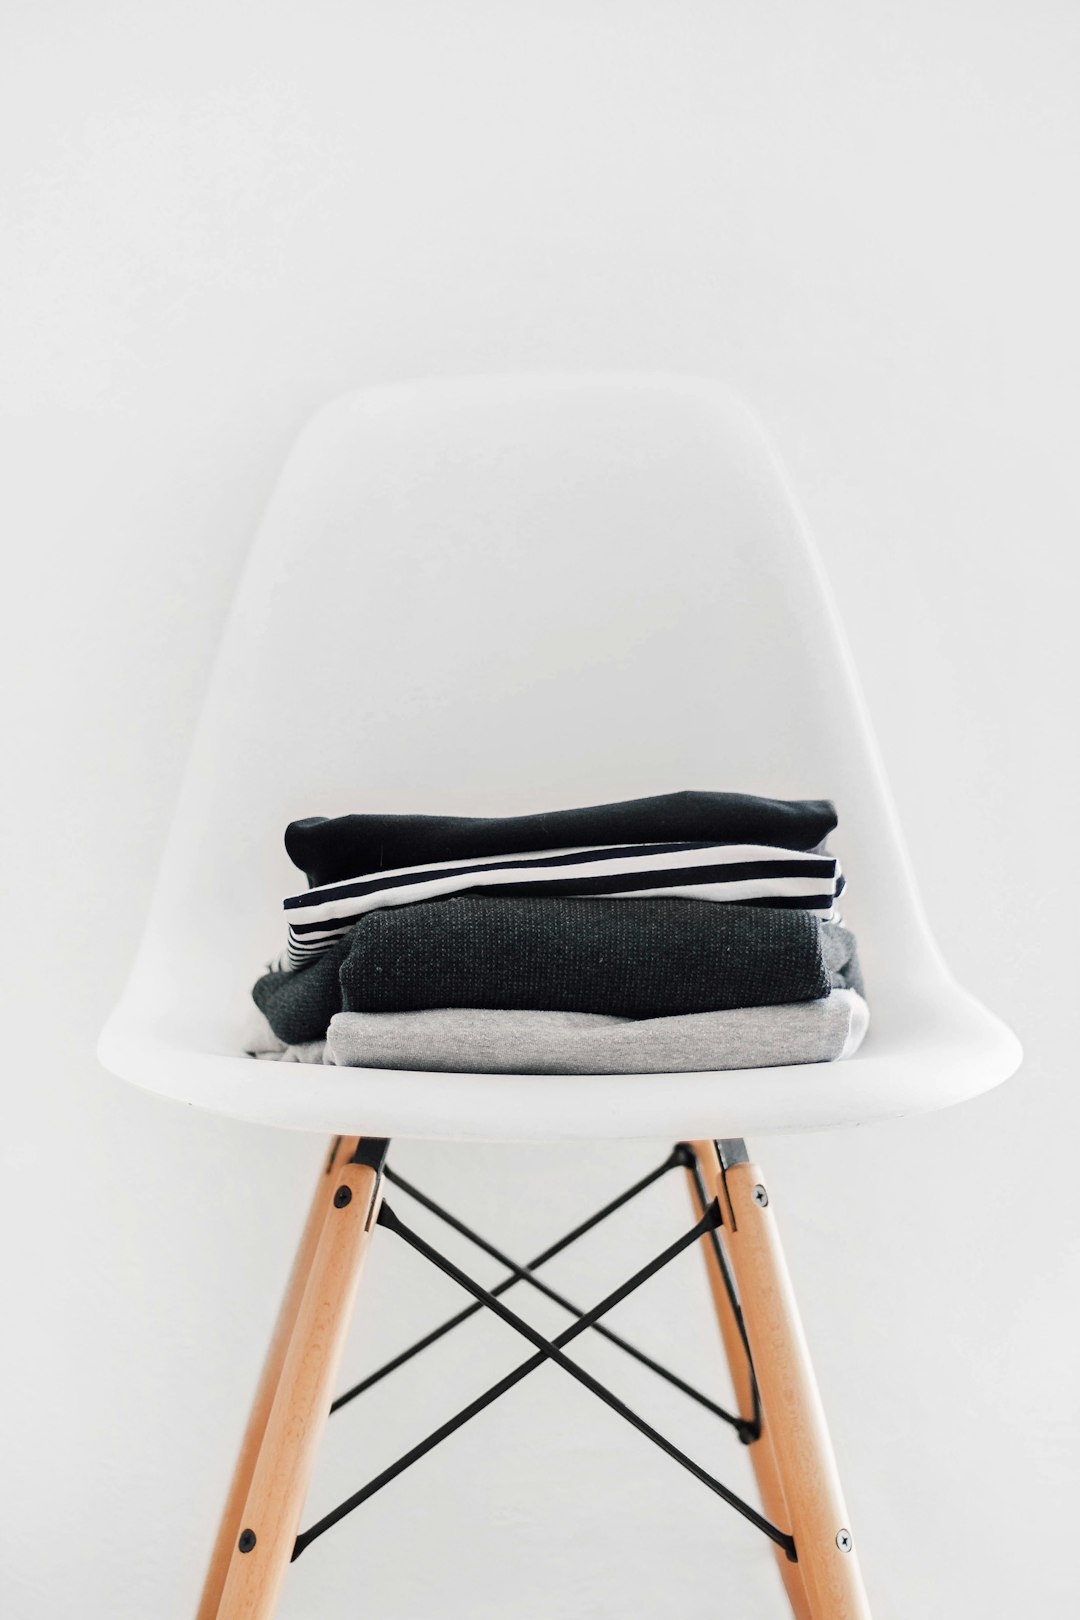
[125,375,944,1050]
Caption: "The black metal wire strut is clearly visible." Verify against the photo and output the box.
[330,1144,689,1413]
[379,1162,750,1438]
[293,1193,794,1563]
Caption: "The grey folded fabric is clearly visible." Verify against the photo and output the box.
[820,919,863,997]
[252,1036,328,1064]
[324,991,869,1074]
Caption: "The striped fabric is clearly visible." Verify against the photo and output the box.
[281,841,845,969]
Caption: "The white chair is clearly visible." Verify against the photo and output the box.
[99,374,1021,1620]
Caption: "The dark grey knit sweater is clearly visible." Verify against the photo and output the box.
[253,896,857,1045]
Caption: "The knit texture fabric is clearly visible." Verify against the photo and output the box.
[252,898,859,1043]
[339,896,831,1015]
[324,991,869,1074]
[285,790,839,888]
[252,941,349,1047]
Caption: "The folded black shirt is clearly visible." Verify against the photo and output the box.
[252,895,857,1044]
[284,790,838,889]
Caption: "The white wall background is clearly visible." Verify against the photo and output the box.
[2,3,1078,1616]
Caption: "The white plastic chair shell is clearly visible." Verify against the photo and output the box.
[98,374,1021,1141]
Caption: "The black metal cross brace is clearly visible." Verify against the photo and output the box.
[292,1144,793,1564]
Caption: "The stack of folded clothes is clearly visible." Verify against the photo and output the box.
[247,790,868,1074]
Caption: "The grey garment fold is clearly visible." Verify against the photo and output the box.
[820,921,863,997]
[245,1009,328,1065]
[324,990,869,1075]
[255,1038,328,1064]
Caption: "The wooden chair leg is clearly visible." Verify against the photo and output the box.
[208,1137,386,1620]
[693,1141,872,1620]
[196,1136,359,1620]
[688,1142,812,1620]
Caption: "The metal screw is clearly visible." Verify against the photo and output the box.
[334,1185,352,1208]
[238,1529,257,1553]
[752,1184,769,1207]
[836,1529,853,1553]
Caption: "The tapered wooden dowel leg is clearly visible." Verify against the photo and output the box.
[196,1136,359,1620]
[212,1139,386,1620]
[697,1142,872,1620]
[688,1142,812,1620]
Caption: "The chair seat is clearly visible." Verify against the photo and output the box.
[97,374,1021,1141]
[98,978,1019,1140]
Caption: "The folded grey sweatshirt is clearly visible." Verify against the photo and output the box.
[322,991,869,1074]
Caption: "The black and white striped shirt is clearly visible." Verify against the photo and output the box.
[281,841,844,969]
